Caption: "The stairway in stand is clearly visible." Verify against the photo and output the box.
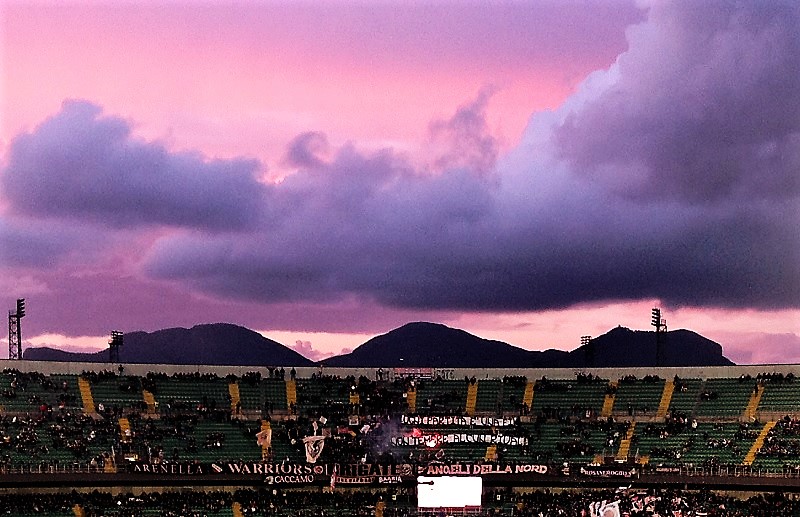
[229,382,241,414]
[615,422,637,461]
[601,381,617,418]
[78,377,96,414]
[523,381,535,411]
[743,384,765,421]
[485,444,497,461]
[285,379,297,413]
[142,389,157,414]
[743,421,777,466]
[119,417,131,443]
[656,380,675,420]
[466,382,478,416]
[406,388,417,413]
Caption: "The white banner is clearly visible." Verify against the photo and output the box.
[401,415,516,427]
[391,433,527,446]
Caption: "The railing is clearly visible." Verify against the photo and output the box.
[0,462,107,475]
[2,456,800,482]
[643,464,800,479]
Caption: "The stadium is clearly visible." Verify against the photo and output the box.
[2,353,800,516]
[3,0,798,514]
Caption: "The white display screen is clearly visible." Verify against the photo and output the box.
[417,476,482,508]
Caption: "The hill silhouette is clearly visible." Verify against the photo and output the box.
[24,323,313,366]
[322,322,570,368]
[570,326,734,367]
[324,322,734,368]
[23,321,733,368]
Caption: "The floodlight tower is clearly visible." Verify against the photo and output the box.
[581,335,593,367]
[8,298,25,360]
[109,330,123,363]
[651,308,667,366]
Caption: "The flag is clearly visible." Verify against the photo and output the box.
[303,435,326,463]
[256,429,272,448]
[589,500,621,517]
[337,426,356,437]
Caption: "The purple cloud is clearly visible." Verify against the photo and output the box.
[141,1,799,313]
[3,0,798,337]
[0,220,77,268]
[428,88,499,174]
[1,100,267,231]
[554,2,800,203]
[718,332,800,365]
[142,139,500,304]
[283,131,331,169]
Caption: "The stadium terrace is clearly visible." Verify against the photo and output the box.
[2,360,800,516]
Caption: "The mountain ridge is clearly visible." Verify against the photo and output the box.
[23,321,734,367]
[24,323,314,366]
[322,322,734,367]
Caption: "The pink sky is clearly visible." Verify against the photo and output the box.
[3,2,618,165]
[1,1,798,364]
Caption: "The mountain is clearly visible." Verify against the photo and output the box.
[570,326,735,367]
[23,321,734,368]
[323,322,734,368]
[23,323,313,366]
[322,322,570,368]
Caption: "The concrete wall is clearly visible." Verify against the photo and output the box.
[1,359,798,382]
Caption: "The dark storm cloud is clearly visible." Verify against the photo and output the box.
[142,1,799,312]
[554,1,800,203]
[144,142,797,312]
[4,1,798,317]
[1,100,266,231]
[144,144,497,304]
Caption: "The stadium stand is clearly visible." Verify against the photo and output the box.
[3,362,800,515]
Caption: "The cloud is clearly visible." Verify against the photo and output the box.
[0,218,87,268]
[140,1,799,313]
[715,332,800,365]
[5,1,799,324]
[283,131,331,169]
[428,88,499,174]
[290,340,329,361]
[1,100,267,231]
[553,1,800,203]
[142,143,499,305]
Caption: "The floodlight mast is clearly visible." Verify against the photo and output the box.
[8,298,25,360]
[651,308,667,366]
[109,330,123,363]
[581,335,593,367]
